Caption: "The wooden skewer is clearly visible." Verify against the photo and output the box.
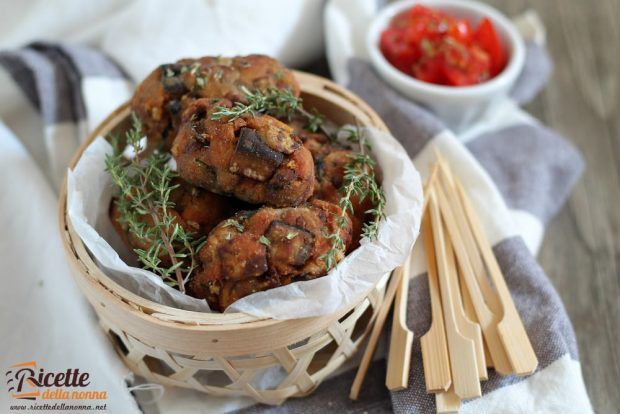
[435,150,499,371]
[429,191,481,399]
[434,151,502,316]
[444,232,488,381]
[386,163,439,390]
[434,182,514,375]
[423,163,440,211]
[482,337,494,369]
[421,212,452,393]
[436,385,462,414]
[386,253,414,390]
[455,179,538,376]
[459,267,494,369]
[350,266,404,400]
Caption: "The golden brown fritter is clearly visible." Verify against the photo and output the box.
[110,178,244,263]
[288,118,335,159]
[312,150,375,250]
[187,199,353,311]
[131,55,300,149]
[168,179,251,234]
[287,119,373,249]
[171,98,315,207]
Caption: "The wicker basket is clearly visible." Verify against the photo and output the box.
[58,71,391,405]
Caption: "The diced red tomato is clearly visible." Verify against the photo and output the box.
[444,46,491,86]
[448,19,472,43]
[379,6,507,86]
[473,17,506,77]
[413,56,447,85]
[380,28,417,73]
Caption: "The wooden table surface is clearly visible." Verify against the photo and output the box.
[486,1,620,412]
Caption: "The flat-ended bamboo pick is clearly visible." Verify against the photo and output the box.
[434,182,513,376]
[459,267,494,369]
[386,164,438,391]
[455,179,538,376]
[350,266,404,400]
[434,151,497,371]
[434,152,502,316]
[436,385,461,414]
[421,212,452,393]
[435,152,504,372]
[429,191,481,399]
[444,232,487,381]
[386,253,414,390]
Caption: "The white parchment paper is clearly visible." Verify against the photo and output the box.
[66,127,423,319]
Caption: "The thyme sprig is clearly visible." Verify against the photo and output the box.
[211,86,330,136]
[105,112,204,292]
[320,126,386,271]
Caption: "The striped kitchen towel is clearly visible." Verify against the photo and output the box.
[0,41,132,190]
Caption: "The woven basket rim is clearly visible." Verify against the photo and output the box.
[58,70,390,328]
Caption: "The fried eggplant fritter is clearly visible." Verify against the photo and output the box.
[288,118,334,159]
[171,98,315,207]
[312,150,375,249]
[187,199,353,311]
[287,119,374,249]
[131,54,299,149]
[110,179,244,263]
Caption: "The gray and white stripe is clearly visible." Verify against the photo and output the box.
[0,42,130,189]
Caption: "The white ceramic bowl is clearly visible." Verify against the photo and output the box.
[367,0,525,132]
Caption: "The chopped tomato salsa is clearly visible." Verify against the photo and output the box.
[379,5,507,86]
